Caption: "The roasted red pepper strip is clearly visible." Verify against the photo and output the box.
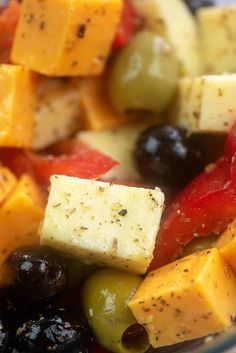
[149,122,236,271]
[0,141,118,186]
[113,0,141,49]
[0,0,20,63]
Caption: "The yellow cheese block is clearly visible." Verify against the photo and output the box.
[11,0,122,77]
[0,167,17,205]
[0,65,36,147]
[33,77,80,150]
[0,174,44,264]
[170,74,236,133]
[217,220,236,275]
[79,76,137,131]
[129,249,236,348]
[198,5,236,74]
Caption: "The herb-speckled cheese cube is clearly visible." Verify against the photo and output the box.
[40,175,164,274]
[198,5,236,74]
[170,74,236,133]
[32,78,80,150]
[129,249,236,348]
[11,0,122,77]
[217,220,236,275]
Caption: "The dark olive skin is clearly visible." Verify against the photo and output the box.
[134,125,205,188]
[0,319,13,353]
[6,246,67,304]
[12,307,93,353]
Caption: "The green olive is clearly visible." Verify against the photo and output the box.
[180,235,218,258]
[108,30,179,114]
[82,269,148,353]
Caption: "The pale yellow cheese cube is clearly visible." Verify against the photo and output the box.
[198,5,236,74]
[78,125,146,181]
[11,0,122,77]
[217,220,236,275]
[129,249,236,348]
[132,0,202,76]
[0,65,36,147]
[33,78,80,150]
[170,74,236,133]
[40,176,164,274]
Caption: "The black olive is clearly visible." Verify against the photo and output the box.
[0,289,16,322]
[0,319,13,353]
[134,125,204,189]
[184,0,236,14]
[13,307,93,353]
[6,246,67,304]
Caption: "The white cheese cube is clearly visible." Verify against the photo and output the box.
[170,74,236,133]
[40,176,164,274]
[132,0,202,76]
[77,125,146,182]
[198,5,236,74]
[33,78,80,150]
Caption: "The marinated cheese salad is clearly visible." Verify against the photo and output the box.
[0,0,236,352]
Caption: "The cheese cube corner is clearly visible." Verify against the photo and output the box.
[198,5,236,74]
[0,174,44,264]
[77,124,147,182]
[40,176,164,274]
[78,76,135,131]
[132,0,202,77]
[129,249,236,347]
[0,64,36,147]
[33,78,80,150]
[0,167,17,204]
[217,220,236,275]
[170,74,236,133]
[11,0,122,76]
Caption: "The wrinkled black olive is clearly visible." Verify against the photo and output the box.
[0,319,13,353]
[6,246,67,303]
[13,307,93,353]
[134,125,204,188]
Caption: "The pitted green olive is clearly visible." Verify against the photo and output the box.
[180,235,218,258]
[82,269,148,353]
[108,30,179,114]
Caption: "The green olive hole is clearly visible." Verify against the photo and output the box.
[122,324,149,352]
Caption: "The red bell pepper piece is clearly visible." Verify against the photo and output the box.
[0,148,34,178]
[149,122,236,271]
[0,140,118,186]
[0,0,20,63]
[113,0,141,49]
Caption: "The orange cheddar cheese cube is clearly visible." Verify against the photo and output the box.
[217,220,236,275]
[129,249,236,348]
[0,64,36,147]
[0,167,17,205]
[79,76,137,131]
[11,0,122,77]
[0,174,44,265]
